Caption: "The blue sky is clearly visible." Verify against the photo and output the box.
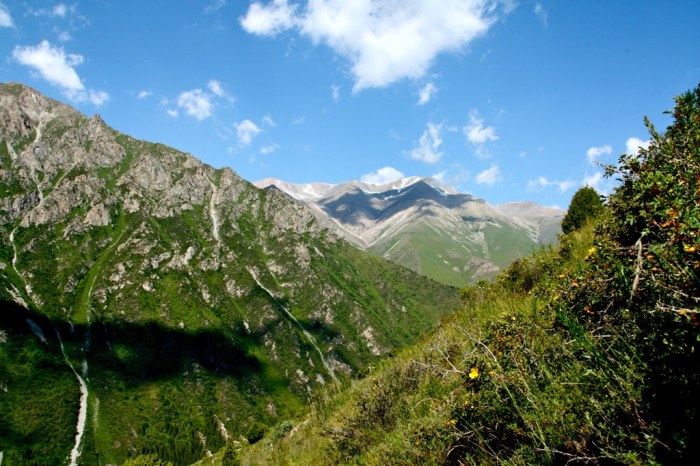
[1,1,698,207]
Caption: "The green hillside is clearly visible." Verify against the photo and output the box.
[0,83,459,465]
[236,85,700,465]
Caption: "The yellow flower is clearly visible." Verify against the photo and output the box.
[584,246,597,260]
[469,367,479,379]
[684,244,697,253]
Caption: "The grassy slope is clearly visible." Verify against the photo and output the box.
[223,85,700,466]
[235,221,695,465]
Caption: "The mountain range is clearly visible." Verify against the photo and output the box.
[254,177,565,286]
[0,82,458,464]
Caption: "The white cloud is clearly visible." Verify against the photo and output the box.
[527,176,576,192]
[235,119,262,145]
[137,90,152,99]
[465,109,498,144]
[240,0,298,36]
[87,90,109,106]
[262,114,276,127]
[241,0,507,92]
[176,89,213,120]
[361,166,405,185]
[166,109,179,118]
[205,0,227,14]
[625,137,651,156]
[534,3,548,26]
[12,40,84,91]
[208,80,225,97]
[417,82,437,106]
[331,84,340,101]
[55,29,72,41]
[475,165,502,185]
[260,143,280,154]
[12,40,109,106]
[582,172,603,191]
[433,165,469,189]
[0,3,14,27]
[53,4,68,17]
[408,122,443,164]
[586,144,612,165]
[30,3,77,18]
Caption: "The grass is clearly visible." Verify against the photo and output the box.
[236,224,664,465]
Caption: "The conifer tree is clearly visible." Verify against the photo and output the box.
[561,186,604,233]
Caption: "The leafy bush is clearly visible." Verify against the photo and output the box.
[558,83,700,462]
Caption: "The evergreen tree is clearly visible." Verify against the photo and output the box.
[561,186,604,233]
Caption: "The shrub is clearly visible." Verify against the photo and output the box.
[560,83,700,462]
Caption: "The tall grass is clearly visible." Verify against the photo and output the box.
[235,225,660,464]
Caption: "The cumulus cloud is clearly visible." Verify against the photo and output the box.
[625,137,651,156]
[53,4,68,17]
[241,0,506,91]
[13,40,84,90]
[0,3,14,27]
[87,90,109,106]
[361,166,405,185]
[137,90,152,99]
[177,89,213,120]
[408,122,443,164]
[235,119,262,145]
[582,172,603,191]
[527,176,576,192]
[207,79,234,102]
[586,144,612,165]
[171,80,232,120]
[240,0,298,36]
[417,82,437,106]
[465,109,498,144]
[12,40,109,106]
[475,165,502,185]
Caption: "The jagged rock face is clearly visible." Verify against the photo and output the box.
[0,83,458,464]
[255,177,565,286]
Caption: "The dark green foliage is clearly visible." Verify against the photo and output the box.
[561,186,604,233]
[558,84,700,462]
[122,454,173,466]
[221,439,240,466]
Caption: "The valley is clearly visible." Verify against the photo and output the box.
[0,83,458,464]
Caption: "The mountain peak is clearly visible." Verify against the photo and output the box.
[253,175,562,285]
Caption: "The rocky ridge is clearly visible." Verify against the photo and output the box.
[255,177,565,286]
